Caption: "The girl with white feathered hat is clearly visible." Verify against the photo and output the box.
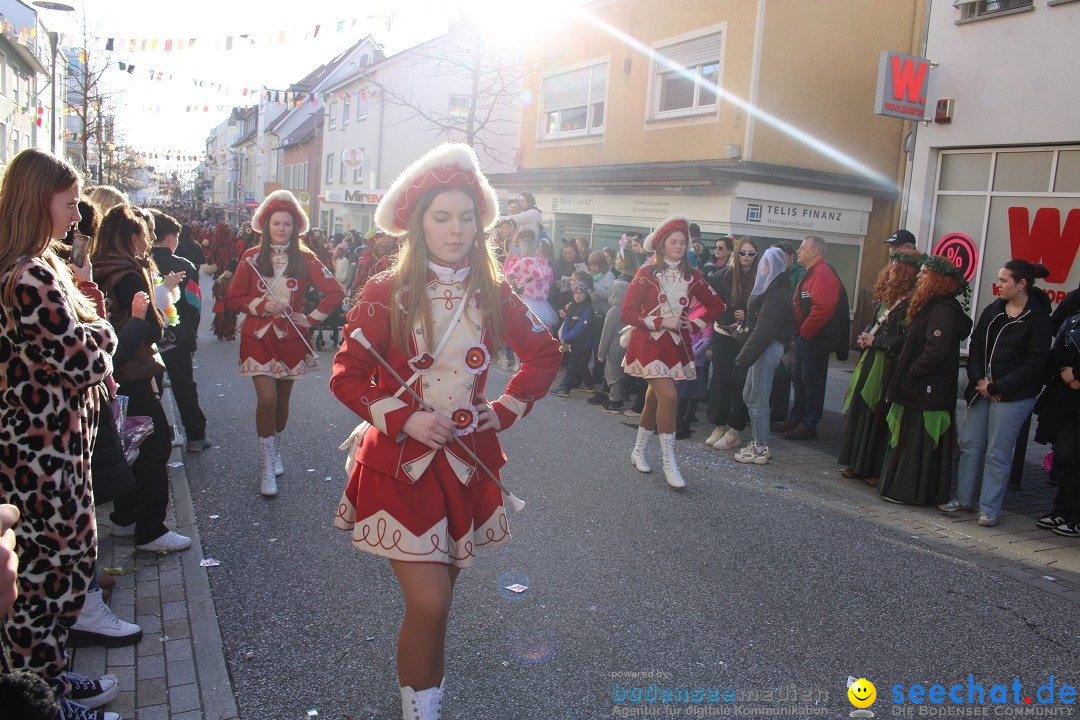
[329,143,562,719]
[621,214,726,488]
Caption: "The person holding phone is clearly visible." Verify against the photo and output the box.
[0,149,124,719]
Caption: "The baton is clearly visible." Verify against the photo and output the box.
[350,326,526,512]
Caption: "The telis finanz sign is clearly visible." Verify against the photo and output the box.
[874,50,932,121]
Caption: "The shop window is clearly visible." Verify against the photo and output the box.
[651,29,723,119]
[1054,151,1080,193]
[939,153,991,191]
[956,0,1033,20]
[541,61,607,140]
[993,151,1054,192]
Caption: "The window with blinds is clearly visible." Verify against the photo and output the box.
[540,61,608,140]
[652,31,723,118]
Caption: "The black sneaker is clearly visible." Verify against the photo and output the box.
[602,400,624,414]
[1037,513,1068,529]
[65,673,119,709]
[1052,521,1080,538]
[587,392,609,405]
[58,696,120,720]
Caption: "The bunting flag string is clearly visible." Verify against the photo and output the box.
[74,13,394,54]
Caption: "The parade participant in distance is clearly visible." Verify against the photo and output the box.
[621,214,726,489]
[330,144,561,720]
[226,190,344,497]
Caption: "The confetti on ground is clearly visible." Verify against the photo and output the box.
[504,584,528,594]
[209,514,220,519]
[167,461,184,468]
[244,651,255,660]
[199,558,221,567]
[1043,575,1057,581]
[365,636,375,641]
[307,711,319,718]
[101,566,138,576]
[269,538,277,542]
[772,484,787,490]
[307,468,316,472]
[325,476,332,482]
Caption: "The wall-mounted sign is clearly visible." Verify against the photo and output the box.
[342,148,365,170]
[932,232,978,282]
[874,50,931,121]
[731,197,869,236]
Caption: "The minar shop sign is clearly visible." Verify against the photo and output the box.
[874,50,932,121]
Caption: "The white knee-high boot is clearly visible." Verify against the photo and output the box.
[630,427,653,473]
[658,432,685,488]
[259,437,278,497]
[272,432,285,476]
[400,677,444,720]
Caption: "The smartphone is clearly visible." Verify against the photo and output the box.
[71,233,90,268]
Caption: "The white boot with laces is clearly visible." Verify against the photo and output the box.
[400,677,444,720]
[629,427,653,473]
[658,432,685,488]
[70,589,142,647]
[272,432,285,476]
[260,437,278,497]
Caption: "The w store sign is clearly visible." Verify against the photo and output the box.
[874,50,932,121]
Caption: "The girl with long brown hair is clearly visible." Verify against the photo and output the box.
[0,148,122,719]
[226,190,344,497]
[330,145,561,719]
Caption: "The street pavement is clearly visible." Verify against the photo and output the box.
[74,274,1080,719]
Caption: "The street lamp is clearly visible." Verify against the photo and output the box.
[32,1,75,153]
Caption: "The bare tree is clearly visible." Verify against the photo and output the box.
[66,7,122,180]
[366,23,539,167]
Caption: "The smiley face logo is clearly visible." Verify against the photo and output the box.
[848,678,876,709]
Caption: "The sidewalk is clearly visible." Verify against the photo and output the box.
[70,391,238,720]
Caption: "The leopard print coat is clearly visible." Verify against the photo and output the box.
[0,257,117,692]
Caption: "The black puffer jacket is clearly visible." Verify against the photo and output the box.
[888,295,973,410]
[964,289,1052,404]
[1033,311,1080,444]
[735,270,793,368]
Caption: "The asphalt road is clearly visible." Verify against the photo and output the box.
[183,279,1079,719]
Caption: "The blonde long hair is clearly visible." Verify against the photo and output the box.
[0,148,96,322]
[390,189,504,352]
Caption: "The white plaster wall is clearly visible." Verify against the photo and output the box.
[906,0,1080,241]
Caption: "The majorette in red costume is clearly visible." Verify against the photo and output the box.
[329,142,561,719]
[226,190,345,379]
[621,214,726,381]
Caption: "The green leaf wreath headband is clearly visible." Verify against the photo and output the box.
[921,253,972,305]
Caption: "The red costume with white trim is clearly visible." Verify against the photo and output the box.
[621,263,725,380]
[226,245,345,378]
[330,267,561,567]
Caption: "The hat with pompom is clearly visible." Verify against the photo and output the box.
[252,189,309,236]
[374,143,499,236]
[643,214,692,253]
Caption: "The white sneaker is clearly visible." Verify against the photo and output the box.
[704,427,727,447]
[70,590,142,647]
[64,672,120,708]
[714,428,741,450]
[734,444,771,465]
[58,696,121,720]
[109,522,135,537]
[136,531,192,553]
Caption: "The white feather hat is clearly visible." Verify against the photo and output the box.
[252,189,310,236]
[643,214,692,253]
[374,143,499,236]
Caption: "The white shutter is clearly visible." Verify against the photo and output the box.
[544,67,591,112]
[657,32,723,70]
[589,63,608,105]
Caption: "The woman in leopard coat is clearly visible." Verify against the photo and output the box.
[0,149,117,704]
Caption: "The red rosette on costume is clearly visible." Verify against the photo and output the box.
[643,214,692,252]
[451,403,479,436]
[374,143,499,236]
[464,345,490,375]
[408,352,435,375]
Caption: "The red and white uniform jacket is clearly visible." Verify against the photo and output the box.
[226,246,344,340]
[331,266,562,486]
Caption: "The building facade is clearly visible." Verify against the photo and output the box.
[0,0,63,169]
[318,30,522,235]
[905,0,1080,319]
[490,0,925,306]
